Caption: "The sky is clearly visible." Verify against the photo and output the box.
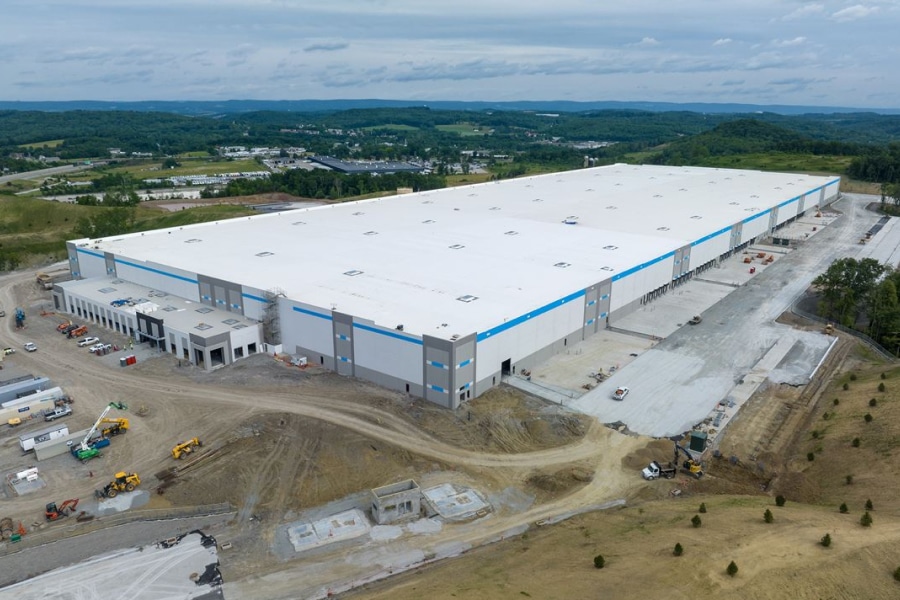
[1,0,898,108]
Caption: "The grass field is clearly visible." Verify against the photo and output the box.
[18,139,64,149]
[0,194,253,266]
[436,123,488,136]
[103,158,264,181]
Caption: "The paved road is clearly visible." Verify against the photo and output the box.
[0,164,92,185]
[571,194,879,436]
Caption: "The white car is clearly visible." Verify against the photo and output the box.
[612,386,630,401]
[77,336,100,347]
[23,342,38,352]
[90,343,112,354]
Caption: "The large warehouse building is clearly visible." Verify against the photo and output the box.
[56,165,840,408]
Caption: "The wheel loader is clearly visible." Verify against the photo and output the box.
[95,472,141,499]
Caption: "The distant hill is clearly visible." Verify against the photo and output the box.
[2,99,899,116]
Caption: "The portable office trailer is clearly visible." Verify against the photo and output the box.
[19,423,69,452]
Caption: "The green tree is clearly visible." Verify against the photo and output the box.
[726,561,738,577]
[764,509,774,523]
[775,495,786,507]
[673,543,684,556]
[821,533,832,547]
[691,515,702,528]
[698,503,707,514]
[866,499,874,511]
[839,503,849,514]
[861,511,873,527]
[593,554,605,569]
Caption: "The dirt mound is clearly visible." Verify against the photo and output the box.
[622,438,674,469]
[526,466,594,493]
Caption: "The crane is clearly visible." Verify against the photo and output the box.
[69,402,127,462]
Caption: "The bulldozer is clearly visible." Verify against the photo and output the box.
[172,437,202,460]
[95,472,140,499]
[45,498,79,521]
[674,443,704,479]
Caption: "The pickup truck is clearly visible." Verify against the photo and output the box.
[641,460,676,480]
[44,405,73,421]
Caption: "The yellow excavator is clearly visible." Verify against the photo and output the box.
[674,443,704,479]
[95,472,141,499]
[172,437,202,460]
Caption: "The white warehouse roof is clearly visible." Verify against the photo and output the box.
[73,164,837,340]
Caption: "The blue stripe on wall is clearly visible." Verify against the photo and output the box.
[114,257,199,284]
[457,358,472,369]
[477,289,586,342]
[242,292,267,303]
[292,306,333,321]
[692,225,732,247]
[611,251,675,282]
[353,322,424,345]
[742,209,771,224]
[76,248,104,259]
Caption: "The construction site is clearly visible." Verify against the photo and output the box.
[1,191,900,599]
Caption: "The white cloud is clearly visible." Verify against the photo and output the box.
[773,36,806,47]
[832,4,878,22]
[633,37,660,47]
[713,38,732,46]
[781,3,824,21]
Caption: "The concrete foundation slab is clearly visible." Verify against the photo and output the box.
[287,508,371,552]
[422,483,490,521]
[4,471,46,497]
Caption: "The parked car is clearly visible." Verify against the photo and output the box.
[89,343,112,354]
[44,405,72,421]
[612,386,630,401]
[77,336,100,347]
[23,342,38,352]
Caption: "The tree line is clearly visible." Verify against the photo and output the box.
[813,257,900,352]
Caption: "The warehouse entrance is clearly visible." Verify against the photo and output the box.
[501,358,511,376]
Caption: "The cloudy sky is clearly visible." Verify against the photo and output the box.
[1,0,897,108]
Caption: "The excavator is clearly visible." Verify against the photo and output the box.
[45,498,79,521]
[95,472,141,499]
[674,443,704,479]
[172,437,202,459]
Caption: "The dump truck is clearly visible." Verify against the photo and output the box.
[641,460,676,480]
[95,472,140,499]
[36,273,53,290]
[172,437,202,459]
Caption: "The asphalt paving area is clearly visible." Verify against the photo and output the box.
[553,195,884,437]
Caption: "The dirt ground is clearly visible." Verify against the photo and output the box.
[4,265,900,599]
[347,333,900,600]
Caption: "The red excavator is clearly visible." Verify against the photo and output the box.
[45,498,79,521]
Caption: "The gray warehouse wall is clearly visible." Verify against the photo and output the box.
[198,274,244,314]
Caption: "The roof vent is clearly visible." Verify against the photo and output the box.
[255,251,274,257]
[449,244,465,250]
[292,221,306,225]
[185,238,202,243]
[603,245,618,250]
[363,231,378,236]
[422,219,435,224]
[505,231,519,236]
[657,226,670,231]
[554,262,571,268]
[344,270,364,276]
[690,216,702,220]
[457,295,478,303]
[353,211,365,215]
[562,216,579,225]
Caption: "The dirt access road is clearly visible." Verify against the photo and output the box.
[0,268,648,596]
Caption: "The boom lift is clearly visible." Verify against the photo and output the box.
[69,402,128,462]
[172,437,202,460]
[45,498,79,521]
[674,443,704,479]
[95,472,141,499]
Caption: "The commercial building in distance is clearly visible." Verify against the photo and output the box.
[56,165,840,408]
